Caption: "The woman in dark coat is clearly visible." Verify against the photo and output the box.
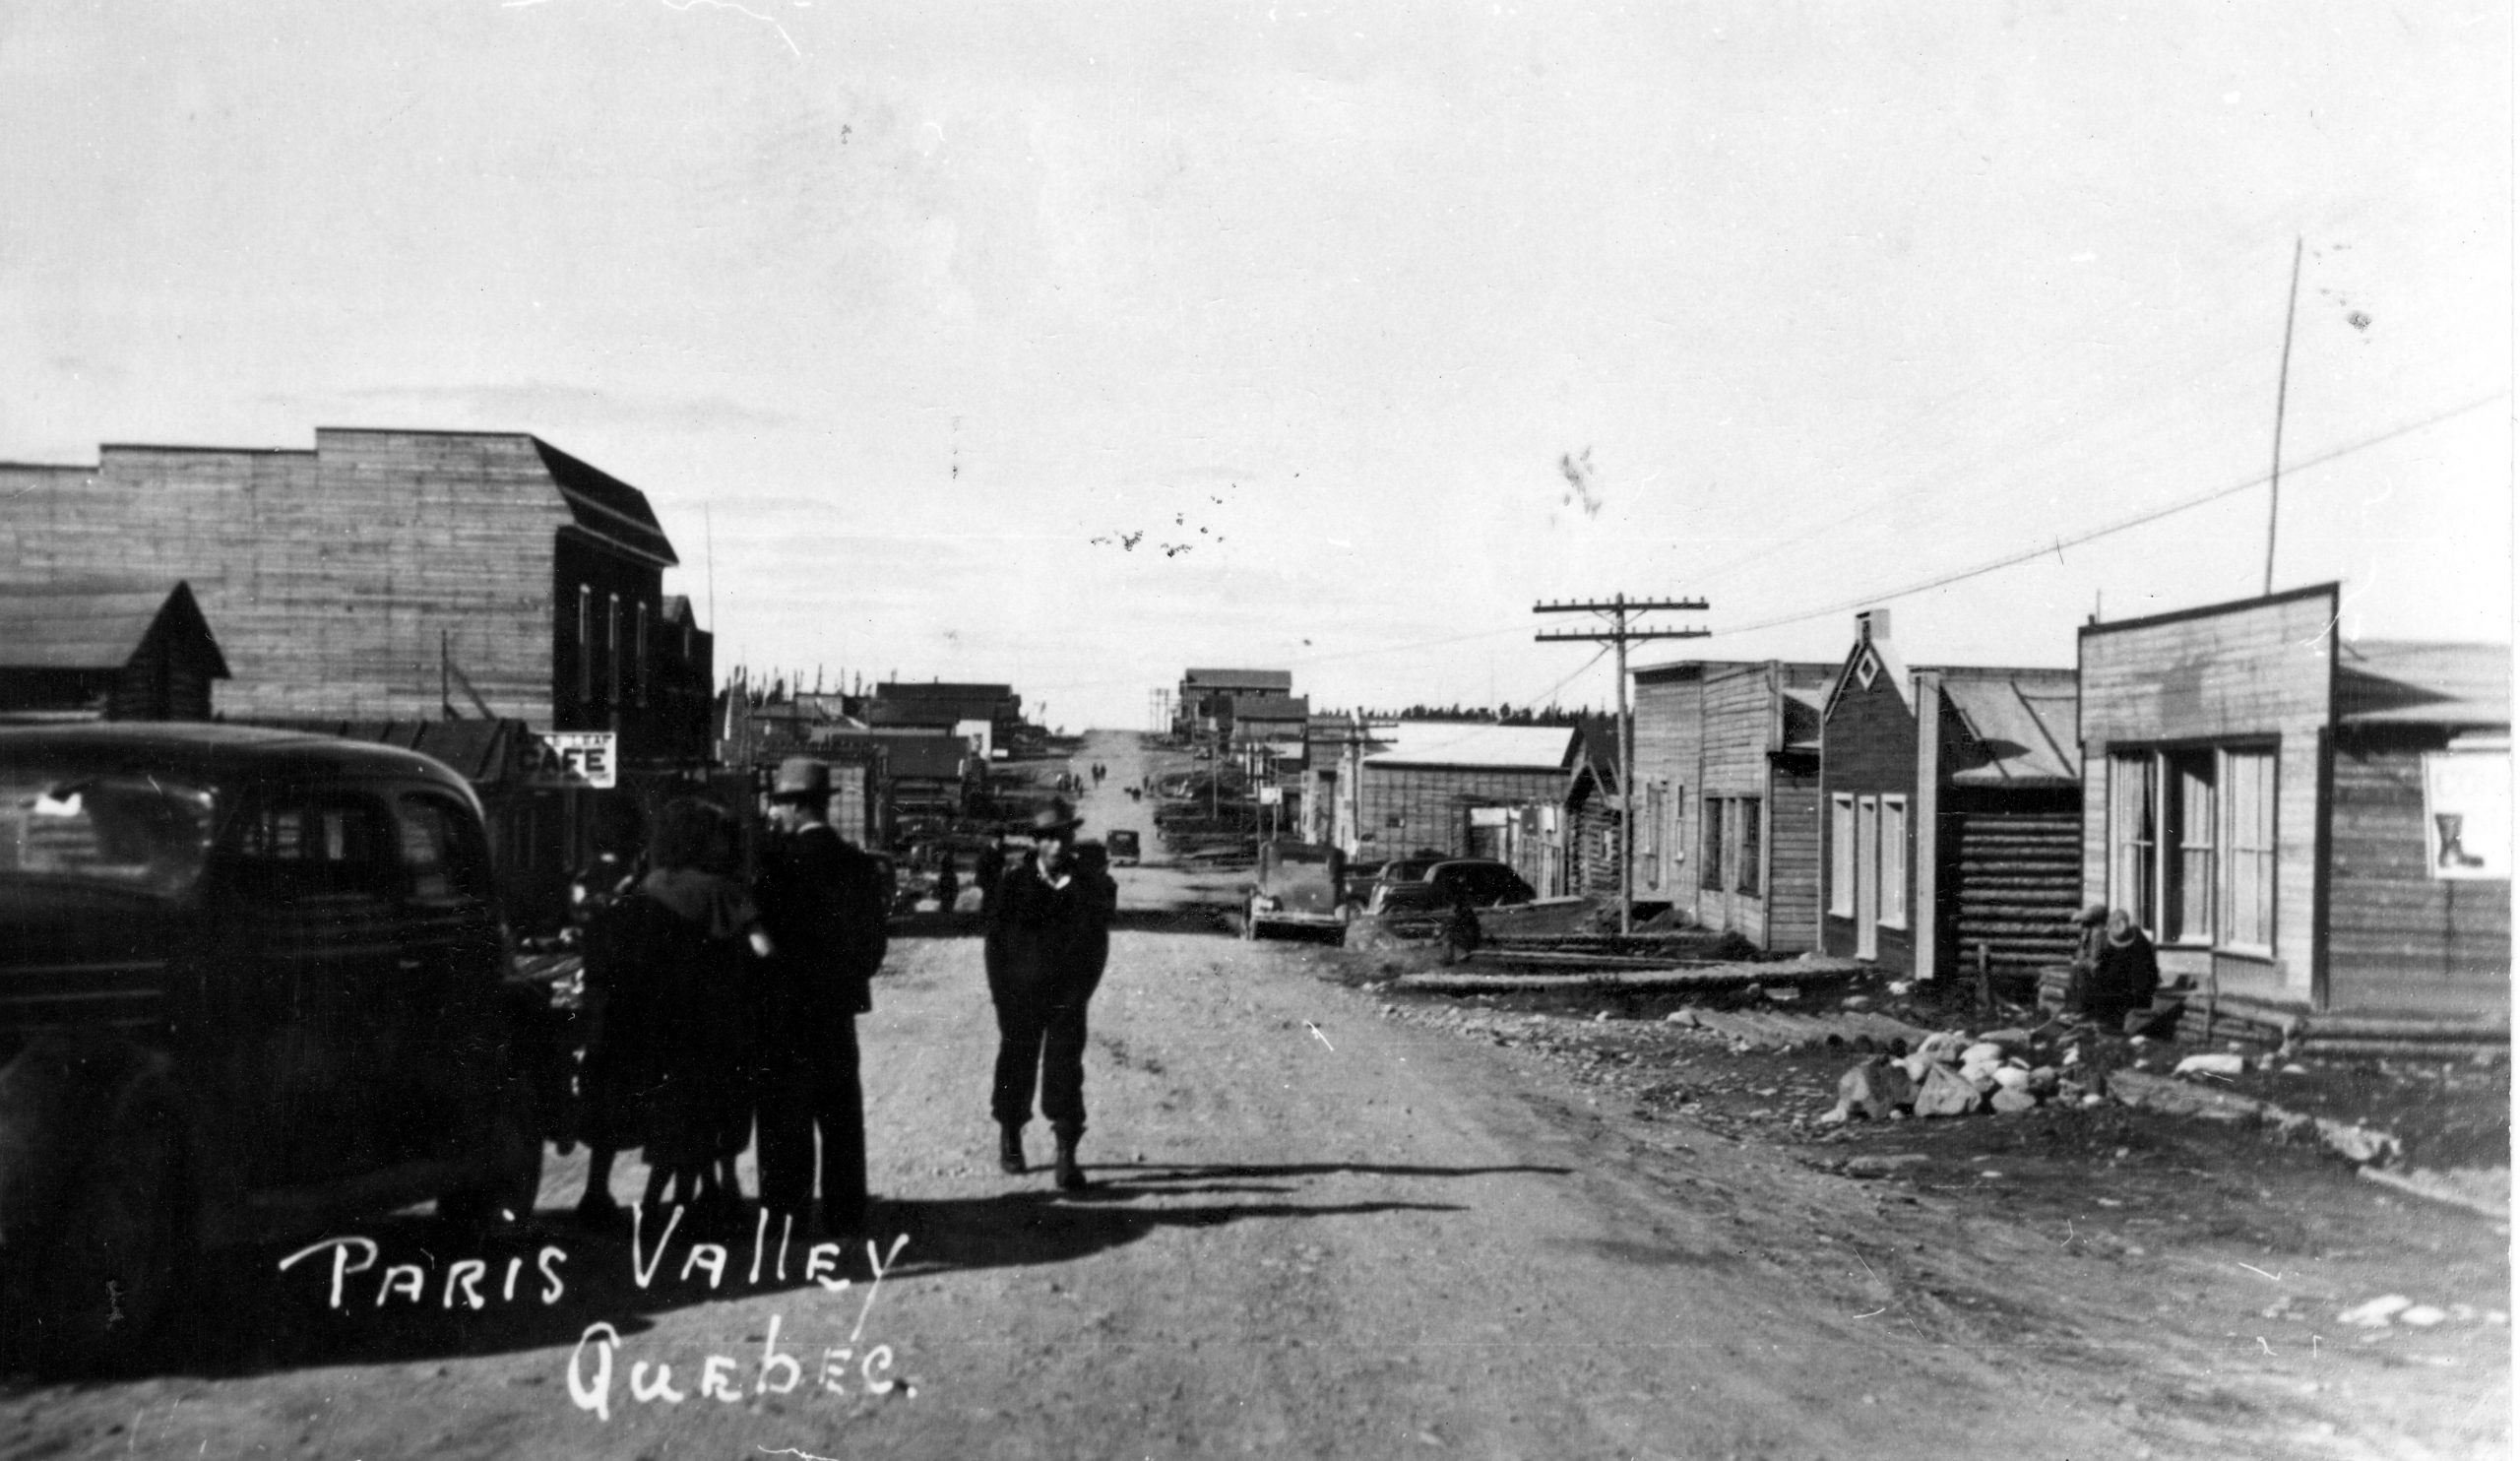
[984,798,1117,1189]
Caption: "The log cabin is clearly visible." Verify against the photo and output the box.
[0,579,228,723]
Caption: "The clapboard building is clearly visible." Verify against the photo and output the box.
[2078,584,2508,1032]
[0,428,712,770]
[1628,659,1835,950]
[1343,722,1576,862]
[1817,610,2082,979]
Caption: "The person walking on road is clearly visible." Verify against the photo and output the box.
[753,758,890,1238]
[984,796,1116,1189]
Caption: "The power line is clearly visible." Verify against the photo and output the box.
[1716,389,2506,637]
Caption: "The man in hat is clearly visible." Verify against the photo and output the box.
[753,757,890,1236]
[983,796,1117,1189]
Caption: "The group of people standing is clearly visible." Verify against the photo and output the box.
[572,759,886,1236]
[568,760,1121,1229]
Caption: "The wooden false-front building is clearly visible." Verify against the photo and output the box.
[0,580,229,723]
[1817,610,2082,979]
[1342,723,1575,862]
[2078,584,2509,1031]
[1629,660,1835,949]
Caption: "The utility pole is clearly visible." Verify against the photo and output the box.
[2264,234,2304,597]
[1535,594,1710,934]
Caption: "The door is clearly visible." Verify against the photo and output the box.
[387,789,508,1164]
[1855,795,1879,961]
[217,786,403,1186]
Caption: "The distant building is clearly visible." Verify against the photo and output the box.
[1175,667,1292,737]
[1817,610,2082,979]
[2078,584,2508,1030]
[0,579,228,723]
[1345,722,1577,862]
[870,680,1022,754]
[1628,659,1835,949]
[1561,714,1624,900]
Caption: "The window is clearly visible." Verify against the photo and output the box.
[606,593,622,708]
[2221,748,2276,950]
[576,585,593,703]
[1735,796,1763,896]
[2165,750,2216,943]
[1701,795,1725,892]
[395,794,494,906]
[2109,752,2158,931]
[226,794,394,903]
[1829,794,1855,917]
[1879,795,1908,928]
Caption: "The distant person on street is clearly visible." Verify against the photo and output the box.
[934,856,959,915]
[753,758,890,1238]
[975,833,1006,914]
[984,796,1117,1189]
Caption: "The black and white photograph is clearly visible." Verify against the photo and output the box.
[0,3,2508,1456]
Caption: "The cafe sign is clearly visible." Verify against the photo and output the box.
[516,730,618,790]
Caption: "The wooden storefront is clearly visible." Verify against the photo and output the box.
[2079,586,2509,1023]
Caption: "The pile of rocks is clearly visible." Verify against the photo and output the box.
[1819,1025,2105,1124]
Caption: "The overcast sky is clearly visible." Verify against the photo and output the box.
[2,2,2507,729]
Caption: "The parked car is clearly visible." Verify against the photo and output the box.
[1239,841,1352,939]
[1106,829,1141,866]
[1366,858,1536,919]
[0,724,550,1371]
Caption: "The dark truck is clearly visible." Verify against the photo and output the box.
[0,725,550,1370]
[1239,840,1353,939]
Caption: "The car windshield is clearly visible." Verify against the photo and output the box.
[0,763,219,899]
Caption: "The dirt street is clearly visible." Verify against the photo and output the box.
[1,730,2505,1460]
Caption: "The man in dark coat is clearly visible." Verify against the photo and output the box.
[752,758,890,1237]
[2085,908,2162,1032]
[984,797,1116,1189]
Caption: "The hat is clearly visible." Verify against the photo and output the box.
[772,758,830,800]
[1027,797,1083,837]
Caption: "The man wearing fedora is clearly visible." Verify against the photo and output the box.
[983,796,1117,1189]
[753,757,889,1236]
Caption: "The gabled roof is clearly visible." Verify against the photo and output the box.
[1942,673,2080,786]
[2338,640,2510,728]
[1363,722,1575,772]
[531,438,679,568]
[1822,634,1916,719]
[0,580,228,677]
[1563,713,1622,792]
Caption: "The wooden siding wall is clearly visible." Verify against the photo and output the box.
[1689,666,1782,942]
[0,435,568,726]
[2077,590,2335,1001]
[1629,674,1701,897]
[1568,773,1621,896]
[1818,657,1919,971]
[1766,761,1821,951]
[2325,729,2511,1015]
[1356,763,1567,859]
[1942,791,2083,977]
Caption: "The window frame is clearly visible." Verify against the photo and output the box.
[1828,794,1855,917]
[1734,795,1763,897]
[1878,794,1908,929]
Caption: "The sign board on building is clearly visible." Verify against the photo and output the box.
[2424,746,2510,881]
[516,730,618,790]
[1257,785,1284,805]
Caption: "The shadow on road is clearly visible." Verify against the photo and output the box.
[63,1169,1480,1383]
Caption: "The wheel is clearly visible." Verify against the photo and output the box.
[7,1098,188,1375]
[438,1077,544,1228]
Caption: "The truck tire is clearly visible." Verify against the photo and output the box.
[6,1096,188,1375]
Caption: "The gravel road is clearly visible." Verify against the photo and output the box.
[0,730,2500,1460]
